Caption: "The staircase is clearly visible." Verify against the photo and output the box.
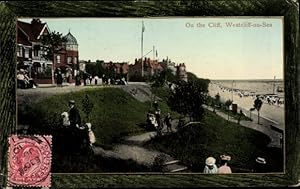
[162,159,189,173]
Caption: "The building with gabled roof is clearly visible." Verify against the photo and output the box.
[128,57,187,82]
[129,57,164,79]
[17,19,52,79]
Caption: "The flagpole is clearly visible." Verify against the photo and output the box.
[153,45,155,62]
[141,21,144,77]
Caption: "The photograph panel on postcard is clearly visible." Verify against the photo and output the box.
[16,17,284,174]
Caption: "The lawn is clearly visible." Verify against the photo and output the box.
[23,87,175,172]
[26,88,150,145]
[145,110,283,173]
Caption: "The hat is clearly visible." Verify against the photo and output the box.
[256,157,266,164]
[220,155,231,161]
[205,157,216,166]
[20,69,25,72]
[69,100,75,104]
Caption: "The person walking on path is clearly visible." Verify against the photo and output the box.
[154,108,162,129]
[153,100,159,110]
[238,109,243,125]
[94,75,99,85]
[56,68,63,87]
[218,155,232,174]
[164,113,173,133]
[203,157,218,174]
[75,73,81,86]
[89,75,93,85]
[83,72,88,86]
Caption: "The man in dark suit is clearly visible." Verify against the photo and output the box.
[67,100,84,153]
[68,100,81,128]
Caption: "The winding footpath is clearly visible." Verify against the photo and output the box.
[92,118,190,172]
[92,83,190,172]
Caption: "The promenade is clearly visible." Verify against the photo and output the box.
[208,83,284,130]
[204,105,282,148]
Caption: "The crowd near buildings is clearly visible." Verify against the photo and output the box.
[16,19,188,86]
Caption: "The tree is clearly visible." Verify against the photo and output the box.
[81,94,94,122]
[41,31,67,85]
[168,79,210,121]
[187,72,198,82]
[254,96,263,124]
[213,93,220,113]
[224,99,233,121]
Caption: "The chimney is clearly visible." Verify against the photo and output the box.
[31,19,41,25]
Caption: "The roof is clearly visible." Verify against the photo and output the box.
[64,32,78,45]
[17,29,31,46]
[17,19,47,42]
[146,61,163,70]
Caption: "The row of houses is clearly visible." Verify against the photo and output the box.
[17,19,187,84]
[82,58,188,82]
[128,58,188,81]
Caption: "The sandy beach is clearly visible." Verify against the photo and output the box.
[208,80,285,129]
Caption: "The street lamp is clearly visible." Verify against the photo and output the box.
[231,80,234,102]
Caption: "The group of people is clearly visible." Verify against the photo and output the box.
[265,95,284,106]
[60,100,96,153]
[146,101,173,136]
[80,72,127,86]
[203,155,232,174]
[203,155,268,173]
[17,69,38,89]
[218,84,285,107]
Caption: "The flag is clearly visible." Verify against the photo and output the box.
[156,50,158,57]
[142,21,145,33]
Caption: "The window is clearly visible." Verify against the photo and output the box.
[74,57,77,64]
[33,46,39,57]
[17,46,23,57]
[34,49,38,57]
[24,48,29,58]
[67,57,72,64]
[56,55,61,64]
[72,45,78,51]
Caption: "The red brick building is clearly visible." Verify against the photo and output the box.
[128,57,188,82]
[129,57,164,78]
[102,61,129,81]
[54,31,79,78]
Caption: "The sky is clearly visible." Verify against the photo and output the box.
[19,17,283,80]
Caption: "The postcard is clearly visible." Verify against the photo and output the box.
[13,17,285,178]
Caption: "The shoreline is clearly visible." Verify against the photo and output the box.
[208,82,285,130]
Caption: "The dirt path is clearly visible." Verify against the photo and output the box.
[93,117,189,172]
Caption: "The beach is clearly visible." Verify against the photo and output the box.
[208,80,285,129]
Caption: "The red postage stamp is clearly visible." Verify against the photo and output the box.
[7,135,52,187]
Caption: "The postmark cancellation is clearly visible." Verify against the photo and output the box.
[7,135,52,187]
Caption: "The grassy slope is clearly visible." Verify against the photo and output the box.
[145,110,283,173]
[25,87,177,172]
[27,87,175,145]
